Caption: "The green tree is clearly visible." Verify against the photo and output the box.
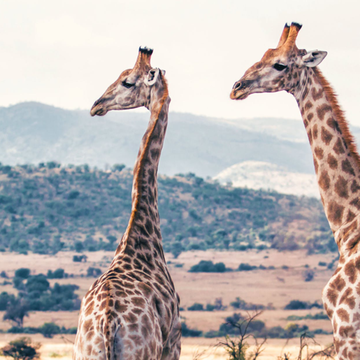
[39,322,61,338]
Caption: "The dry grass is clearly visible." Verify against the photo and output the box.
[0,249,336,358]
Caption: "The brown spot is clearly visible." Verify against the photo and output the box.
[318,171,330,191]
[85,301,95,316]
[339,325,354,337]
[314,147,324,159]
[334,176,349,199]
[350,198,360,210]
[337,308,350,323]
[348,236,360,254]
[312,88,324,101]
[351,180,360,193]
[313,124,318,139]
[304,101,313,110]
[114,300,127,313]
[327,117,342,133]
[334,138,345,154]
[327,201,345,226]
[301,86,309,101]
[342,159,356,176]
[307,113,314,122]
[132,297,146,308]
[347,210,356,223]
[327,154,338,169]
[83,319,93,333]
[327,275,346,306]
[316,104,332,120]
[321,127,333,145]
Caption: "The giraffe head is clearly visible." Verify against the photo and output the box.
[230,23,327,100]
[90,47,167,116]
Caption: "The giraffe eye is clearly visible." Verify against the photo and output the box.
[122,80,135,89]
[273,63,287,71]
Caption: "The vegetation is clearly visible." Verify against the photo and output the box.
[0,164,333,254]
[1,337,41,360]
[189,260,228,273]
[7,322,77,337]
[286,312,328,321]
[1,268,80,325]
[284,300,323,310]
[204,313,330,339]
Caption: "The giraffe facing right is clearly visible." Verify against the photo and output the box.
[230,23,360,360]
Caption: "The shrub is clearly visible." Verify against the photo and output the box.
[15,268,31,279]
[87,267,102,278]
[181,322,202,337]
[284,300,308,310]
[318,261,327,267]
[238,263,257,271]
[39,322,61,338]
[189,260,227,273]
[187,303,204,311]
[47,269,65,279]
[302,269,315,282]
[1,337,41,360]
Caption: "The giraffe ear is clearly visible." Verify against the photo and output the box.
[301,50,327,67]
[145,68,160,86]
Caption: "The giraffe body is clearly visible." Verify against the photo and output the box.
[73,48,181,360]
[230,23,360,360]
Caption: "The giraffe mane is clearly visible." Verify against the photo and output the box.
[314,67,360,169]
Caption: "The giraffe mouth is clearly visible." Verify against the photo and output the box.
[90,105,108,116]
[230,89,250,100]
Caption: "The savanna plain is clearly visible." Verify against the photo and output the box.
[0,249,335,359]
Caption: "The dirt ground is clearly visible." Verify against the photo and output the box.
[0,249,337,358]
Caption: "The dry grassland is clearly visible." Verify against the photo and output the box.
[0,249,337,358]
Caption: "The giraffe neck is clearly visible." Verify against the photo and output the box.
[114,80,170,260]
[293,67,360,243]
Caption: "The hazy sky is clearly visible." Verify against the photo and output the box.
[2,0,360,125]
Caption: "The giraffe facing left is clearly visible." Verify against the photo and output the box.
[73,47,181,360]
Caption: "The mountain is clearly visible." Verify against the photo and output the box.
[214,161,319,198]
[0,102,319,177]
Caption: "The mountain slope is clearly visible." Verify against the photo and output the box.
[214,161,319,198]
[0,102,317,177]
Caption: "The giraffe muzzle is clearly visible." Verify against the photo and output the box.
[230,81,250,100]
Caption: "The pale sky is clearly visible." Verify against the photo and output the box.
[2,0,360,124]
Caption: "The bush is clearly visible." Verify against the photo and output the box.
[284,300,308,310]
[47,269,65,279]
[15,268,31,279]
[181,322,202,337]
[86,267,102,278]
[39,322,61,338]
[302,269,315,282]
[238,263,257,271]
[189,260,227,273]
[1,337,41,360]
[187,303,204,311]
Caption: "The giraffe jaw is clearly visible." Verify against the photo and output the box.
[230,89,250,101]
[90,105,108,116]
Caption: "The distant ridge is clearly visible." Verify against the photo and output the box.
[214,161,319,198]
[0,102,359,178]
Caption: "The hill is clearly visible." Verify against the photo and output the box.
[0,163,335,255]
[214,161,319,198]
[0,102,318,177]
